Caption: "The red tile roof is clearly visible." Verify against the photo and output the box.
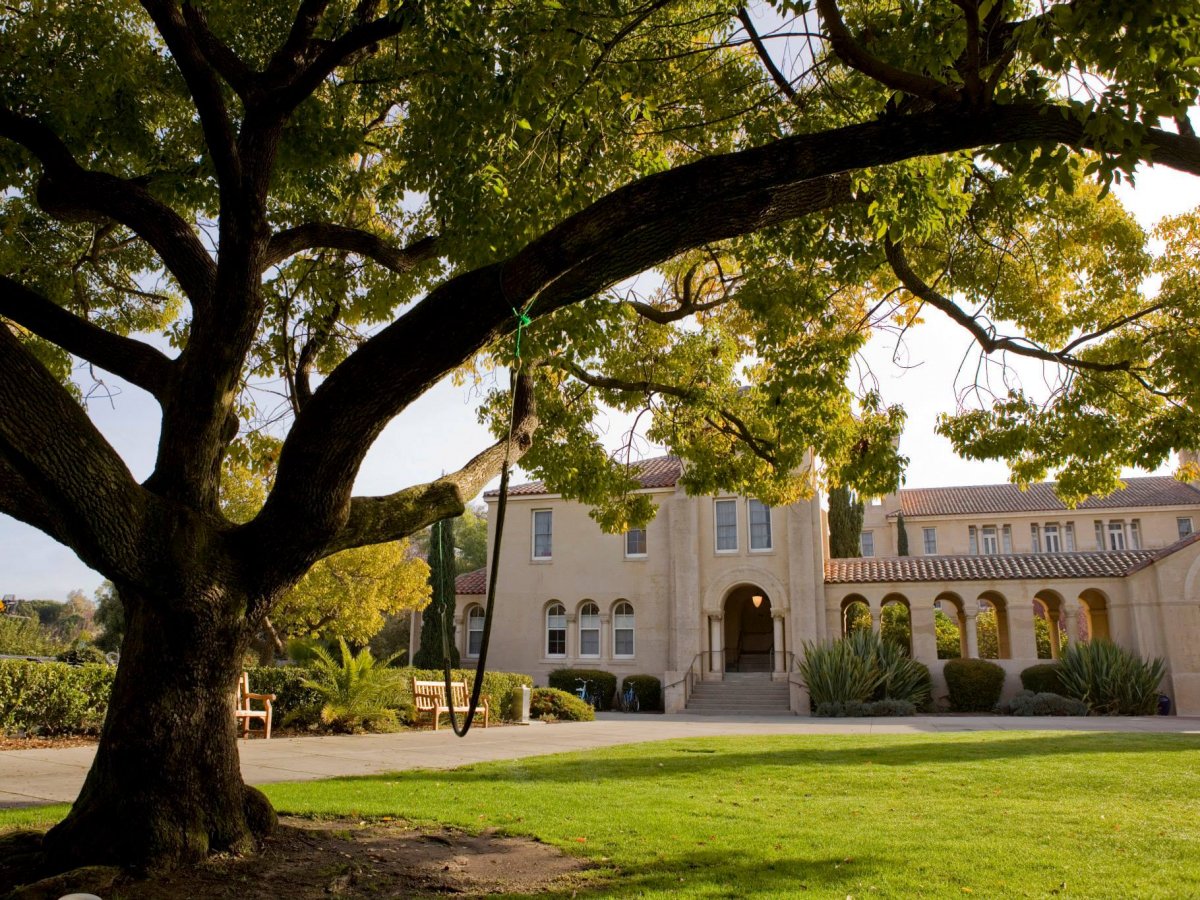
[824,550,1155,584]
[894,476,1200,518]
[486,455,682,498]
[455,567,487,595]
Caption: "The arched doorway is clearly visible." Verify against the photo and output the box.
[723,585,773,672]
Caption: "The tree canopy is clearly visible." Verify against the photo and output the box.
[2,0,1199,877]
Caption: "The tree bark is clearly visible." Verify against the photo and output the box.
[40,579,276,873]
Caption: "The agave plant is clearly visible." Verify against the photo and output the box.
[1057,640,1165,716]
[299,639,407,732]
[799,629,931,710]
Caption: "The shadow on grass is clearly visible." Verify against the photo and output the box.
[326,732,1200,788]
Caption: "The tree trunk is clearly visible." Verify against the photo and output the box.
[40,581,276,873]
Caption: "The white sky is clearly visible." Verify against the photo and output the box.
[2,159,1198,600]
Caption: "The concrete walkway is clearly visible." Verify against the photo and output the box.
[3,713,1197,808]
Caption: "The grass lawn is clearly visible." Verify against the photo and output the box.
[4,732,1199,897]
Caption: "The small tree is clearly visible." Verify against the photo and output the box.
[896,512,909,557]
[92,581,124,654]
[935,609,962,659]
[413,518,459,669]
[828,486,865,559]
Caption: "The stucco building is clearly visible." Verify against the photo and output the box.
[451,456,1200,716]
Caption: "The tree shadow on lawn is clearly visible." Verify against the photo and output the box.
[372,731,1200,786]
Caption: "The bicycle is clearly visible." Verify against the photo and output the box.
[575,678,601,710]
[620,682,640,713]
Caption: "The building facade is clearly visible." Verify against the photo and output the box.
[450,457,1200,716]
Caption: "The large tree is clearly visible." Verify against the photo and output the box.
[1,0,1198,879]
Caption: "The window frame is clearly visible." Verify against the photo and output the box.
[1107,520,1126,551]
[1064,522,1076,552]
[968,525,978,555]
[1179,517,1195,541]
[1031,523,1041,553]
[1129,518,1142,550]
[922,527,937,555]
[624,527,647,559]
[1043,523,1061,553]
[466,606,485,657]
[981,525,999,555]
[612,601,635,658]
[578,601,601,658]
[532,509,553,560]
[714,498,739,553]
[748,499,773,552]
[545,602,567,657]
[859,530,875,557]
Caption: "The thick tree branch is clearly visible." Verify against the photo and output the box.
[256,103,1200,566]
[883,239,1134,374]
[0,324,155,581]
[0,276,176,400]
[816,0,962,105]
[264,0,336,83]
[180,2,258,97]
[0,106,218,307]
[264,225,437,275]
[317,374,538,557]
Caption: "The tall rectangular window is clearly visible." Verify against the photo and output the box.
[860,531,875,557]
[1001,524,1013,554]
[1179,517,1194,541]
[968,525,978,555]
[546,604,566,656]
[1044,523,1061,553]
[748,500,772,551]
[981,525,999,555]
[625,528,647,558]
[613,602,635,657]
[715,499,738,552]
[1031,523,1041,553]
[1129,519,1141,550]
[579,603,600,657]
[532,509,553,559]
[923,527,937,555]
[1064,522,1076,551]
[1094,520,1105,550]
[1108,520,1126,551]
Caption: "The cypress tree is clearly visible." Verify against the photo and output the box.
[828,486,865,558]
[896,512,910,556]
[413,517,460,668]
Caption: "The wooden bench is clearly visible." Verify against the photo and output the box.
[234,671,276,739]
[412,679,488,731]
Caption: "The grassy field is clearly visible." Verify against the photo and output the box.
[4,732,1199,897]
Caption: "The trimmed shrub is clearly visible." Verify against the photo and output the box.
[548,668,617,710]
[398,668,534,723]
[944,658,1006,711]
[1008,690,1088,717]
[530,687,595,722]
[244,666,325,727]
[622,675,662,712]
[1057,640,1165,715]
[1020,663,1064,695]
[55,642,110,667]
[801,630,931,712]
[814,699,916,717]
[0,660,114,735]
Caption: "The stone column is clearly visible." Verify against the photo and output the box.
[599,612,611,661]
[869,600,882,634]
[772,611,786,673]
[1063,601,1081,648]
[565,612,577,661]
[963,609,979,659]
[1047,613,1062,659]
[910,602,938,664]
[668,496,701,672]
[1007,596,1039,659]
[708,614,724,674]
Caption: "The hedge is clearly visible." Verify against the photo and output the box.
[1008,690,1088,716]
[943,658,1006,712]
[396,667,534,723]
[530,687,595,722]
[622,674,662,711]
[547,668,617,710]
[1020,663,1064,695]
[0,660,114,735]
[244,666,325,726]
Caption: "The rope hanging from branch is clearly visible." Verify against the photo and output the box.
[439,300,535,737]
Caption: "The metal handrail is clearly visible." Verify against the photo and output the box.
[663,651,705,709]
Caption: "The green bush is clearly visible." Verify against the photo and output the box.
[801,630,931,712]
[1020,663,1064,695]
[55,641,110,666]
[297,640,408,733]
[943,658,1006,711]
[244,666,325,727]
[1056,640,1165,715]
[0,616,64,657]
[1008,690,1088,716]
[622,675,662,711]
[0,660,114,735]
[548,668,617,710]
[814,699,917,717]
[398,668,533,723]
[529,687,595,722]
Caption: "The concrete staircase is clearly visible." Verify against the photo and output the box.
[684,673,791,715]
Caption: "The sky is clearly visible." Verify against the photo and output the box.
[3,156,1199,601]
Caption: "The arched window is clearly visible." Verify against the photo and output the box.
[546,603,566,657]
[613,601,635,657]
[579,602,600,657]
[466,606,485,657]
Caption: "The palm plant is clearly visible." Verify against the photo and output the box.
[1057,640,1165,716]
[299,639,407,732]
